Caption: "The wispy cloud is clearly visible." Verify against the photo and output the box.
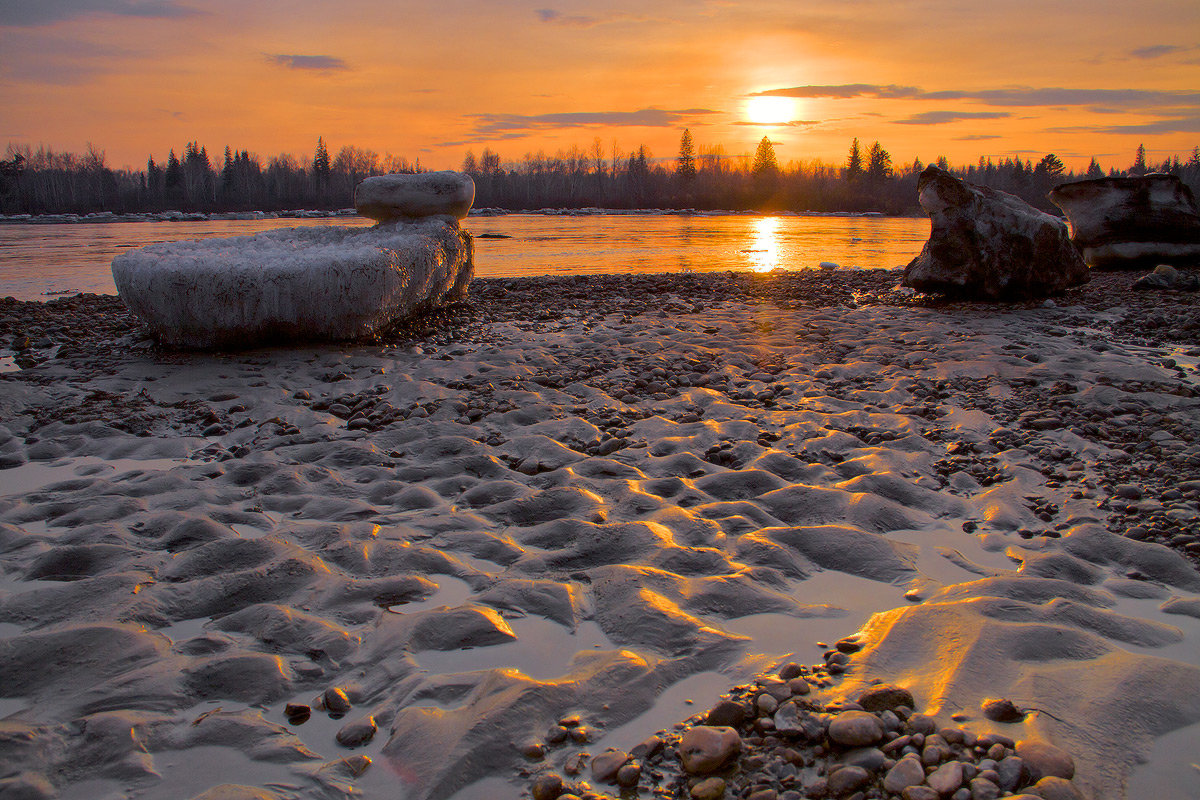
[0,0,201,27]
[751,84,1200,111]
[533,7,645,27]
[954,134,1002,141]
[266,54,349,72]
[1090,115,1200,135]
[732,119,821,127]
[1129,44,1195,59]
[895,110,1011,125]
[467,108,720,136]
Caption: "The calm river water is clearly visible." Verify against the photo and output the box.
[0,214,930,302]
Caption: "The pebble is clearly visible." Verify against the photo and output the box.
[857,684,914,712]
[334,715,377,748]
[679,726,741,773]
[691,777,726,800]
[981,697,1025,722]
[590,749,629,784]
[707,700,747,728]
[322,687,352,716]
[969,777,1000,800]
[1027,776,1084,800]
[927,760,964,794]
[828,711,884,747]
[827,765,871,796]
[883,754,926,792]
[531,773,564,800]
[1015,740,1075,781]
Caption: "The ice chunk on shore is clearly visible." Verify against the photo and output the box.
[355,171,475,221]
[111,218,473,349]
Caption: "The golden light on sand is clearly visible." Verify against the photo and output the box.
[747,216,780,272]
[745,96,795,125]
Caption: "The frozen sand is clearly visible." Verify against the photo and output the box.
[1,272,1199,800]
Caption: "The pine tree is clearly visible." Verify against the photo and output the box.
[1035,153,1064,179]
[676,129,696,182]
[752,136,778,176]
[1085,158,1104,179]
[1131,143,1147,176]
[221,146,235,191]
[313,137,331,187]
[165,149,182,188]
[866,141,892,181]
[845,138,863,181]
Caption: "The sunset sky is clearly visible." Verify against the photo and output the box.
[2,0,1198,173]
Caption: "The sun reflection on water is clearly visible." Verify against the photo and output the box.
[746,216,781,272]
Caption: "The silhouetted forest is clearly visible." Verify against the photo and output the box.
[2,135,1198,217]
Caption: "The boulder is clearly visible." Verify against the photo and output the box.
[902,166,1089,299]
[355,172,475,221]
[112,217,473,349]
[1048,174,1200,269]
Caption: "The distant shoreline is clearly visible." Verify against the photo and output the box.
[0,208,916,225]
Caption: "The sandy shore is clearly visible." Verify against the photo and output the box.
[1,270,1199,800]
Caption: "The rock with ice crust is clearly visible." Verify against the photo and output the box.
[112,176,475,348]
[902,166,1088,299]
[1048,174,1200,269]
[355,171,475,221]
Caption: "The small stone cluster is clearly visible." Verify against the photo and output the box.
[525,646,1083,800]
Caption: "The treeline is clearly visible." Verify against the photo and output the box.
[2,135,1199,216]
[0,139,420,215]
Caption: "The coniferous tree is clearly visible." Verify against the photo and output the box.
[845,138,863,181]
[752,136,779,175]
[313,137,331,188]
[164,149,182,188]
[1085,158,1104,179]
[676,129,696,183]
[1131,143,1148,176]
[866,141,892,181]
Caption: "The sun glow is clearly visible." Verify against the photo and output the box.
[745,96,795,125]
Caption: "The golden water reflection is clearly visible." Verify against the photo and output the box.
[746,216,780,272]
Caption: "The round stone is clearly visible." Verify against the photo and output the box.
[590,749,629,784]
[828,710,885,747]
[827,765,871,797]
[334,715,377,747]
[883,754,926,793]
[1016,740,1075,781]
[531,773,564,800]
[1028,776,1083,800]
[857,684,915,712]
[679,726,742,773]
[690,777,726,800]
[981,697,1026,722]
[706,700,747,728]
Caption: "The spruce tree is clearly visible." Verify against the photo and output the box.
[752,136,778,176]
[866,141,892,181]
[313,137,331,187]
[676,129,696,182]
[845,138,863,181]
[1131,143,1147,176]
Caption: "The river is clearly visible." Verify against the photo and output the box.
[0,213,930,301]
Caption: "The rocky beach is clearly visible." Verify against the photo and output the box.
[2,268,1199,800]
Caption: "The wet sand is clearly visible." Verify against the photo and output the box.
[1,270,1199,800]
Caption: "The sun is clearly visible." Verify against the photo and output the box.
[745,96,795,125]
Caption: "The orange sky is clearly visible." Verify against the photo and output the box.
[2,0,1198,173]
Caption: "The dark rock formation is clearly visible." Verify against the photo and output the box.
[902,167,1089,299]
[1132,263,1200,291]
[1048,174,1200,269]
